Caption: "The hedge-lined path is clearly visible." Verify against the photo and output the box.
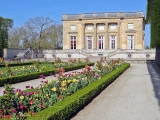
[71,63,160,120]
[0,66,94,96]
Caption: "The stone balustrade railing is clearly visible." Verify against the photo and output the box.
[62,12,144,20]
[43,49,155,54]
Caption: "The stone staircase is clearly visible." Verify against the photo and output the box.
[15,48,44,59]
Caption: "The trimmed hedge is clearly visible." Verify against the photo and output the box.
[0,61,60,67]
[39,62,53,64]
[39,62,65,64]
[0,63,94,87]
[0,62,33,67]
[27,63,130,120]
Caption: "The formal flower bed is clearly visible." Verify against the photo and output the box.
[0,58,125,119]
[0,58,90,78]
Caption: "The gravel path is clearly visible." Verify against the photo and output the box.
[71,63,160,120]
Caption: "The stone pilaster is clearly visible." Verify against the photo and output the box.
[81,24,85,49]
[93,23,97,49]
[105,22,109,49]
[117,22,121,49]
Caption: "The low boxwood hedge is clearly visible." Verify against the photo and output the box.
[0,63,94,87]
[0,62,33,67]
[27,63,130,120]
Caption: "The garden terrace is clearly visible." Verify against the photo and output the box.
[0,59,128,119]
[28,62,130,119]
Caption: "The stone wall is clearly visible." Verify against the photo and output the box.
[3,48,156,60]
[3,48,44,60]
[3,48,27,60]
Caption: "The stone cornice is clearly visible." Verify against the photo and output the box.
[85,32,94,34]
[68,32,78,34]
[62,12,145,21]
[125,29,137,33]
[108,31,118,33]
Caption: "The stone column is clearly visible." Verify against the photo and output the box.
[117,22,121,49]
[142,32,145,49]
[105,22,109,49]
[81,24,85,49]
[93,23,97,49]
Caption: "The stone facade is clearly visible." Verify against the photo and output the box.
[62,12,145,50]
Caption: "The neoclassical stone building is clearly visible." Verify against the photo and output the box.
[62,12,145,50]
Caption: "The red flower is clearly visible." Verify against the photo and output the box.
[30,92,34,95]
[59,72,63,76]
[29,100,34,105]
[36,91,40,94]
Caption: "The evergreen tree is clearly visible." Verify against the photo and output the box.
[146,0,160,48]
[147,0,160,63]
[0,16,13,57]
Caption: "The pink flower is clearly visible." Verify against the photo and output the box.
[39,74,44,78]
[26,86,30,88]
[12,109,16,113]
[20,106,24,109]
[43,79,48,83]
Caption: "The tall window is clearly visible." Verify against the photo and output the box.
[98,36,104,49]
[87,25,92,30]
[70,36,76,49]
[70,25,76,31]
[99,24,104,30]
[128,23,134,29]
[128,35,134,49]
[110,24,116,30]
[87,36,93,49]
[110,35,116,49]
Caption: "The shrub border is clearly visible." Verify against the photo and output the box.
[27,63,130,120]
[0,63,94,87]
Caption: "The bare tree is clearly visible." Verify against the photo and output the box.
[45,24,63,49]
[24,16,55,50]
[8,27,22,48]
[55,24,63,49]
[20,26,38,48]
[8,16,63,50]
